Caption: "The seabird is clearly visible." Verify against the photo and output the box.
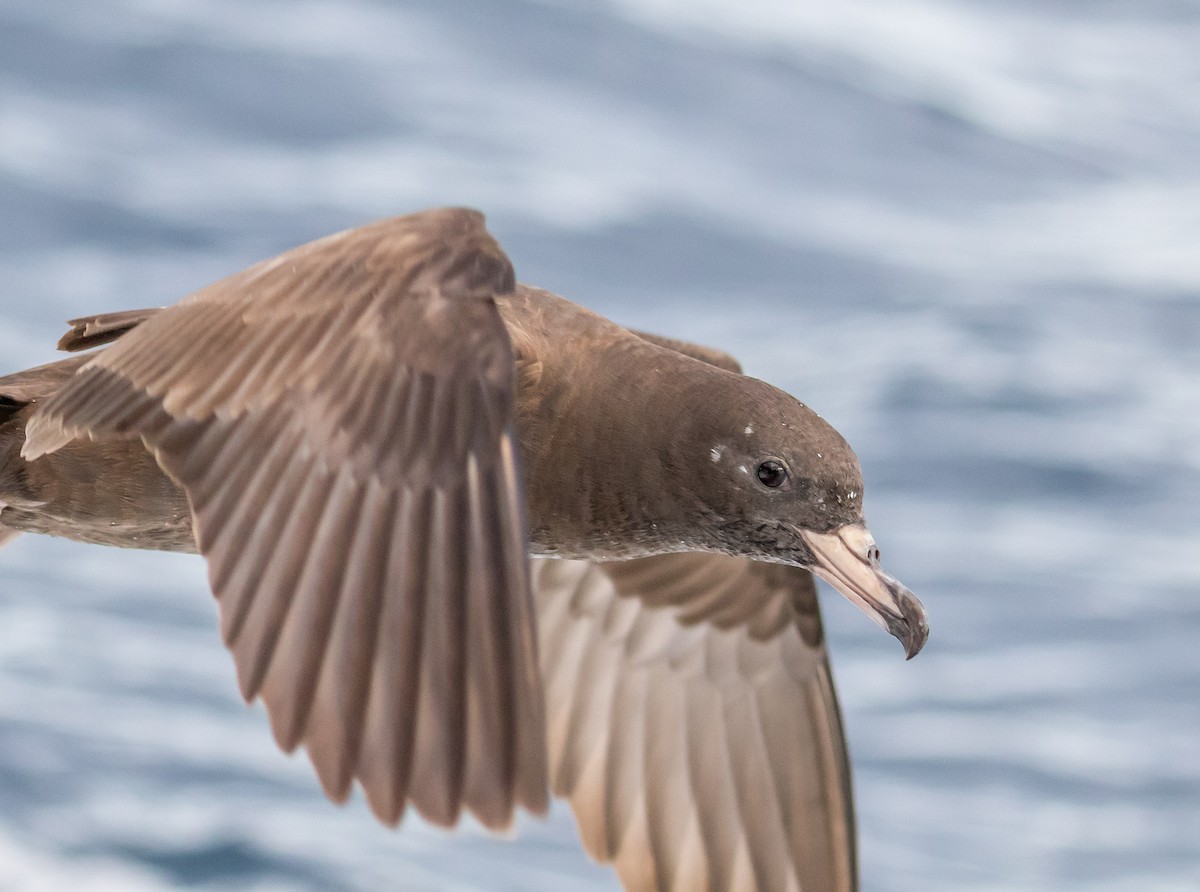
[0,207,927,892]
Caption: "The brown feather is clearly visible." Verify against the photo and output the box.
[532,555,857,892]
[21,208,548,830]
[1,208,906,892]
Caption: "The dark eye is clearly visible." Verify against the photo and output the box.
[756,460,788,488]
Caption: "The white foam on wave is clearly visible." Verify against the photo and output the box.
[857,773,1199,891]
[0,535,619,891]
[600,0,1200,290]
[0,75,666,230]
[2,0,441,62]
[5,1,1199,292]
[0,831,171,892]
[819,178,1200,292]
[605,0,1200,150]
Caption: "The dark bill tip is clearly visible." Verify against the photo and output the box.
[881,576,929,659]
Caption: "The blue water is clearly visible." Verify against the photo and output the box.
[0,1,1197,889]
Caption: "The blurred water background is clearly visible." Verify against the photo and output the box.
[0,0,1197,889]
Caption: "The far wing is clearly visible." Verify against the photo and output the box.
[534,553,857,892]
[627,330,743,374]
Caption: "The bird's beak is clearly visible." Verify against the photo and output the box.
[800,524,929,659]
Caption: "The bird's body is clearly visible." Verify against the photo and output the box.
[2,284,858,560]
[0,208,927,892]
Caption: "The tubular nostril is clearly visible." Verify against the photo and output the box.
[868,546,880,564]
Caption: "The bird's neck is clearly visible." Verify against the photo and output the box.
[514,326,727,560]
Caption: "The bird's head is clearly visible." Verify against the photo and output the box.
[677,374,929,658]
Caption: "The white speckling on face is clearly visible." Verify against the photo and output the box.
[737,464,748,474]
[710,445,725,463]
[744,424,753,435]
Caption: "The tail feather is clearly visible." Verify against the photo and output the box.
[58,308,162,352]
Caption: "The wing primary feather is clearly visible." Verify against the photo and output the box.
[670,810,710,892]
[641,664,690,892]
[178,410,291,522]
[546,625,595,795]
[259,471,364,752]
[538,577,596,796]
[529,562,571,689]
[753,673,820,890]
[205,428,312,645]
[408,485,468,826]
[357,487,430,825]
[461,454,517,828]
[170,417,262,503]
[495,432,548,814]
[558,591,621,803]
[613,789,658,892]
[684,679,740,892]
[724,687,797,892]
[187,429,289,576]
[562,662,620,859]
[227,465,335,701]
[603,666,648,860]
[248,244,347,321]
[803,668,856,892]
[303,481,395,801]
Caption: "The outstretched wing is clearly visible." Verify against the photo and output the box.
[25,208,548,829]
[534,554,857,892]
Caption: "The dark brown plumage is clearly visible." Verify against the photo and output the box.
[0,207,927,892]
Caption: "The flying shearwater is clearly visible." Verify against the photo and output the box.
[0,207,928,892]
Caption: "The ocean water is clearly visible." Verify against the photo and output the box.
[0,0,1197,889]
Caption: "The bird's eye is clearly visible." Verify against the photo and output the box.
[756,460,788,488]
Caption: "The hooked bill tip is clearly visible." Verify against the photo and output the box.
[887,584,929,660]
